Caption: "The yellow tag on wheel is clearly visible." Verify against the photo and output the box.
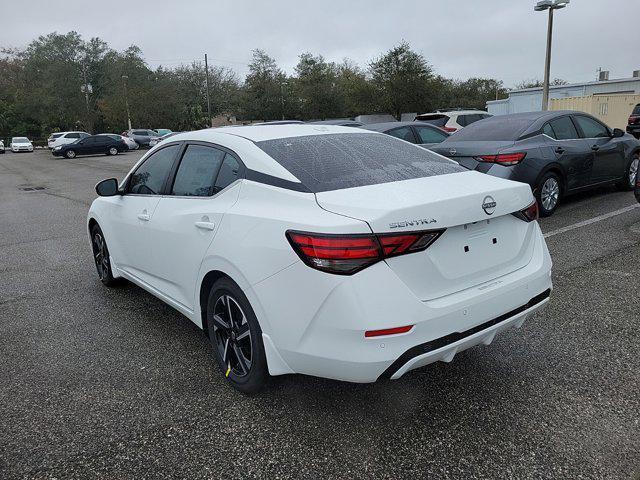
[225,364,231,377]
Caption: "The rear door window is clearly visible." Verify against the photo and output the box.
[387,126,417,143]
[457,115,469,127]
[171,145,225,197]
[66,133,80,139]
[542,123,556,139]
[128,144,180,195]
[256,133,465,192]
[213,154,242,194]
[133,130,147,136]
[632,104,640,115]
[547,117,579,140]
[413,126,448,144]
[573,116,610,138]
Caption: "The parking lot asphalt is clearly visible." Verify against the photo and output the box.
[1,149,638,479]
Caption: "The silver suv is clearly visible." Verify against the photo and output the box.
[124,129,160,148]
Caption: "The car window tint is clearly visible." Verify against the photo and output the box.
[128,144,179,195]
[457,115,468,127]
[415,114,449,126]
[80,133,89,138]
[542,123,556,139]
[632,104,640,115]
[256,133,465,193]
[172,145,225,196]
[466,114,484,125]
[52,133,63,139]
[133,130,146,135]
[387,126,416,143]
[548,117,579,140]
[67,133,80,138]
[414,126,448,144]
[213,154,241,193]
[450,117,533,141]
[574,116,609,138]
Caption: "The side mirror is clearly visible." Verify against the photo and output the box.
[95,178,120,197]
[612,128,625,138]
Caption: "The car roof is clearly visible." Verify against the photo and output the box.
[362,121,441,132]
[169,124,374,143]
[308,119,363,126]
[418,110,490,117]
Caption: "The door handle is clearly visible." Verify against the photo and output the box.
[137,212,150,221]
[591,145,600,151]
[554,147,565,154]
[195,221,216,231]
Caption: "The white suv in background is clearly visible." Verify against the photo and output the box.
[415,110,492,133]
[47,131,90,149]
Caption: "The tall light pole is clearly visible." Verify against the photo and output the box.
[535,0,569,111]
[121,75,132,130]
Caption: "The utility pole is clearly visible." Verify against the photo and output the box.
[121,75,132,131]
[81,64,92,132]
[535,0,570,111]
[541,7,553,111]
[204,54,212,127]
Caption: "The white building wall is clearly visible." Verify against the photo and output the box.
[486,77,640,115]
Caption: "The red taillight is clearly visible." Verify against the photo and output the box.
[477,152,526,166]
[440,126,457,133]
[286,230,444,275]
[365,325,413,338]
[512,201,539,222]
[629,116,639,125]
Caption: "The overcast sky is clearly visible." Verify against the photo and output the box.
[1,0,637,88]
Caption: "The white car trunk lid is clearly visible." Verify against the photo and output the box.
[315,171,537,300]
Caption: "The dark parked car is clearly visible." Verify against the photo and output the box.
[430,110,640,216]
[52,134,127,159]
[626,103,640,139]
[362,121,449,149]
[309,119,364,127]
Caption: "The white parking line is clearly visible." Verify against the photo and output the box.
[543,204,640,238]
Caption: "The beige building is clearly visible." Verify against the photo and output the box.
[550,94,640,130]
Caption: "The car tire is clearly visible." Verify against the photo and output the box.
[90,224,119,287]
[107,147,118,156]
[65,149,76,159]
[206,278,269,394]
[535,171,562,217]
[616,153,639,191]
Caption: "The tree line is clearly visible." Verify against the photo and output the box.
[0,31,512,141]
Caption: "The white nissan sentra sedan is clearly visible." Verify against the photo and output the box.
[88,125,552,393]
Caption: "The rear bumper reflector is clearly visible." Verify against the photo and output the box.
[365,325,413,338]
[377,288,551,380]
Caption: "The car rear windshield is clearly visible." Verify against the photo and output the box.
[415,114,449,126]
[633,104,640,115]
[256,133,465,192]
[449,117,532,141]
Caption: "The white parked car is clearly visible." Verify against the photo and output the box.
[10,137,34,152]
[88,125,552,393]
[0,140,4,154]
[415,110,493,133]
[98,133,139,150]
[47,131,90,149]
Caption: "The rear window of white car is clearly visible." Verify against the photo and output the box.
[256,133,465,192]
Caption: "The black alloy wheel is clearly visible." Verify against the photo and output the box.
[207,278,268,394]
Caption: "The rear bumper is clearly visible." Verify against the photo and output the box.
[381,288,550,379]
[253,223,552,382]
